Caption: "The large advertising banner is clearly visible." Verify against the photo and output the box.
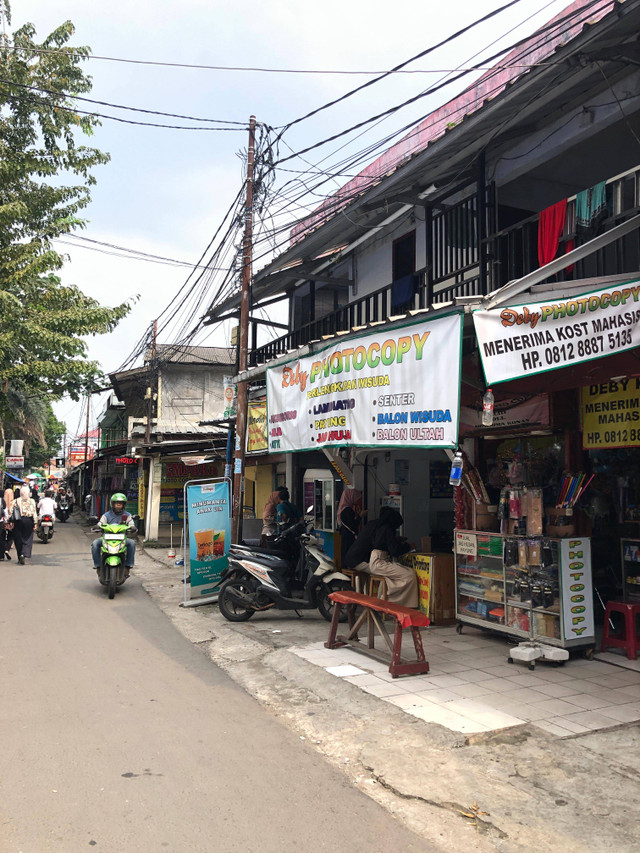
[185,479,230,600]
[581,377,640,449]
[474,278,640,385]
[266,314,463,452]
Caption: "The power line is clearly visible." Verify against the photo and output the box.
[55,234,233,270]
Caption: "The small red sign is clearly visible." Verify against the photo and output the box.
[115,456,136,465]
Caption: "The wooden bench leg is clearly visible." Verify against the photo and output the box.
[389,621,404,677]
[411,626,428,665]
[324,601,345,649]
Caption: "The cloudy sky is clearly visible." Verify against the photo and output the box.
[12,0,572,437]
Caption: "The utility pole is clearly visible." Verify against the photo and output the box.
[81,393,90,502]
[145,320,158,446]
[232,115,256,545]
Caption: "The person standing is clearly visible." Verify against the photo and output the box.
[276,487,300,531]
[261,490,281,545]
[13,485,37,565]
[337,488,364,566]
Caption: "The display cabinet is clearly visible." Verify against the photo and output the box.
[454,530,594,649]
[621,538,640,602]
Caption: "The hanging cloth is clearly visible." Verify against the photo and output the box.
[391,273,418,308]
[576,181,607,239]
[538,199,567,267]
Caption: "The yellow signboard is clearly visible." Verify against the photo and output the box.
[581,378,640,449]
[247,402,268,453]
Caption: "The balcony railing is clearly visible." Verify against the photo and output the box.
[248,166,640,368]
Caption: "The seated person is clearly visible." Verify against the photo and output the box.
[276,487,300,531]
[344,506,417,608]
[37,490,57,525]
[91,493,136,576]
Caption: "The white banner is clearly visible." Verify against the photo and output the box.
[474,279,640,385]
[266,314,462,452]
[560,538,594,642]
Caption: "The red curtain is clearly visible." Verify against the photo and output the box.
[538,199,568,267]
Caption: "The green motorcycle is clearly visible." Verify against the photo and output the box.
[91,519,135,599]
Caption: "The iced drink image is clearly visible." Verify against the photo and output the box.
[213,530,225,557]
[194,529,214,561]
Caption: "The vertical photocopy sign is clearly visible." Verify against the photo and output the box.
[185,479,230,600]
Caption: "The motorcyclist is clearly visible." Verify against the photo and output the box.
[37,489,57,529]
[91,493,136,577]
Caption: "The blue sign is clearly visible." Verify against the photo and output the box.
[186,480,230,599]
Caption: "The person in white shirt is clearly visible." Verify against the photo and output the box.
[37,490,57,524]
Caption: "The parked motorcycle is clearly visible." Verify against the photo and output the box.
[37,514,55,544]
[56,499,71,523]
[218,517,351,622]
[89,516,136,599]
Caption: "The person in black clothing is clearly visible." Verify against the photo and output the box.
[337,488,364,566]
[344,506,418,607]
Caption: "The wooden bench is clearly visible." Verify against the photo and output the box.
[340,568,388,600]
[325,590,430,678]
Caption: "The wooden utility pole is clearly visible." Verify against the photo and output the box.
[81,393,90,501]
[144,320,158,446]
[232,115,256,545]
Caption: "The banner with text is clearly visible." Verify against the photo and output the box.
[185,479,230,600]
[266,314,462,452]
[581,377,640,449]
[474,278,640,385]
[247,401,268,453]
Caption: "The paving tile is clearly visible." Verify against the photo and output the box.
[587,673,639,689]
[610,683,640,700]
[447,682,495,699]
[533,681,585,699]
[482,664,523,677]
[429,660,473,674]
[530,697,584,716]
[561,692,614,711]
[444,701,524,729]
[362,681,411,698]
[503,674,547,688]
[407,703,491,733]
[417,674,466,688]
[496,703,549,722]
[343,673,387,687]
[391,675,436,690]
[561,710,620,730]
[450,668,500,684]
[544,716,590,734]
[499,687,552,704]
[552,678,599,693]
[595,652,640,671]
[325,664,368,677]
[596,703,640,723]
[414,688,462,704]
[526,668,575,682]
[385,693,432,709]
[475,677,521,693]
[534,720,575,737]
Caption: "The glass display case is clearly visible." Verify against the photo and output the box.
[455,530,594,649]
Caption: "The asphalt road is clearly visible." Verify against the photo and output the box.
[0,518,433,852]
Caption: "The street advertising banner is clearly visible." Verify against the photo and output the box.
[223,375,236,418]
[184,479,230,601]
[560,538,594,643]
[247,401,268,453]
[474,278,640,385]
[460,393,549,435]
[581,377,640,449]
[266,314,463,452]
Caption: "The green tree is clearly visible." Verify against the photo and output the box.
[25,401,66,469]
[0,1,131,417]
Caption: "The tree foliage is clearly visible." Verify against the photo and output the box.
[25,401,66,469]
[0,1,131,412]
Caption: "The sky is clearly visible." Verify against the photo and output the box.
[11,0,573,439]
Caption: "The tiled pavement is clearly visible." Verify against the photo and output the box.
[291,625,640,737]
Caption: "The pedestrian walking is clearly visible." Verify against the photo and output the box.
[13,485,37,565]
[1,487,16,560]
[337,488,364,565]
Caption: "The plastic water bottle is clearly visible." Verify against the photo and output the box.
[482,388,494,426]
[449,451,463,487]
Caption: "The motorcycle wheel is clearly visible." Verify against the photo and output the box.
[108,566,117,599]
[317,581,351,623]
[218,577,255,622]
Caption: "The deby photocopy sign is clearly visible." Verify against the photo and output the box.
[266,314,462,451]
[474,278,640,385]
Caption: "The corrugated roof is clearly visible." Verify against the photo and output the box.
[148,344,235,365]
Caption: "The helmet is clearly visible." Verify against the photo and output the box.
[110,493,127,506]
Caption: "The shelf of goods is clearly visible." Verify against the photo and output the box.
[621,538,640,603]
[454,529,594,649]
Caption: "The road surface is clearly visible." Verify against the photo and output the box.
[0,517,433,852]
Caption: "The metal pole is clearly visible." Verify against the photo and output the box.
[232,115,256,545]
[145,320,157,446]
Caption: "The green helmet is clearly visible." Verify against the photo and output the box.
[110,493,127,506]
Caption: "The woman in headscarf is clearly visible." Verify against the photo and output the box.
[344,506,418,608]
[13,485,37,564]
[261,490,281,545]
[1,487,15,560]
[337,488,363,566]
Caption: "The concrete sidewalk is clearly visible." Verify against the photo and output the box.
[88,523,640,852]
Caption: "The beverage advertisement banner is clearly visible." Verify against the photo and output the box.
[560,538,594,642]
[185,479,230,600]
[581,377,640,449]
[474,278,640,384]
[247,401,268,453]
[223,375,236,418]
[266,314,463,452]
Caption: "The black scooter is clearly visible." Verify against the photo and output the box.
[217,518,351,622]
